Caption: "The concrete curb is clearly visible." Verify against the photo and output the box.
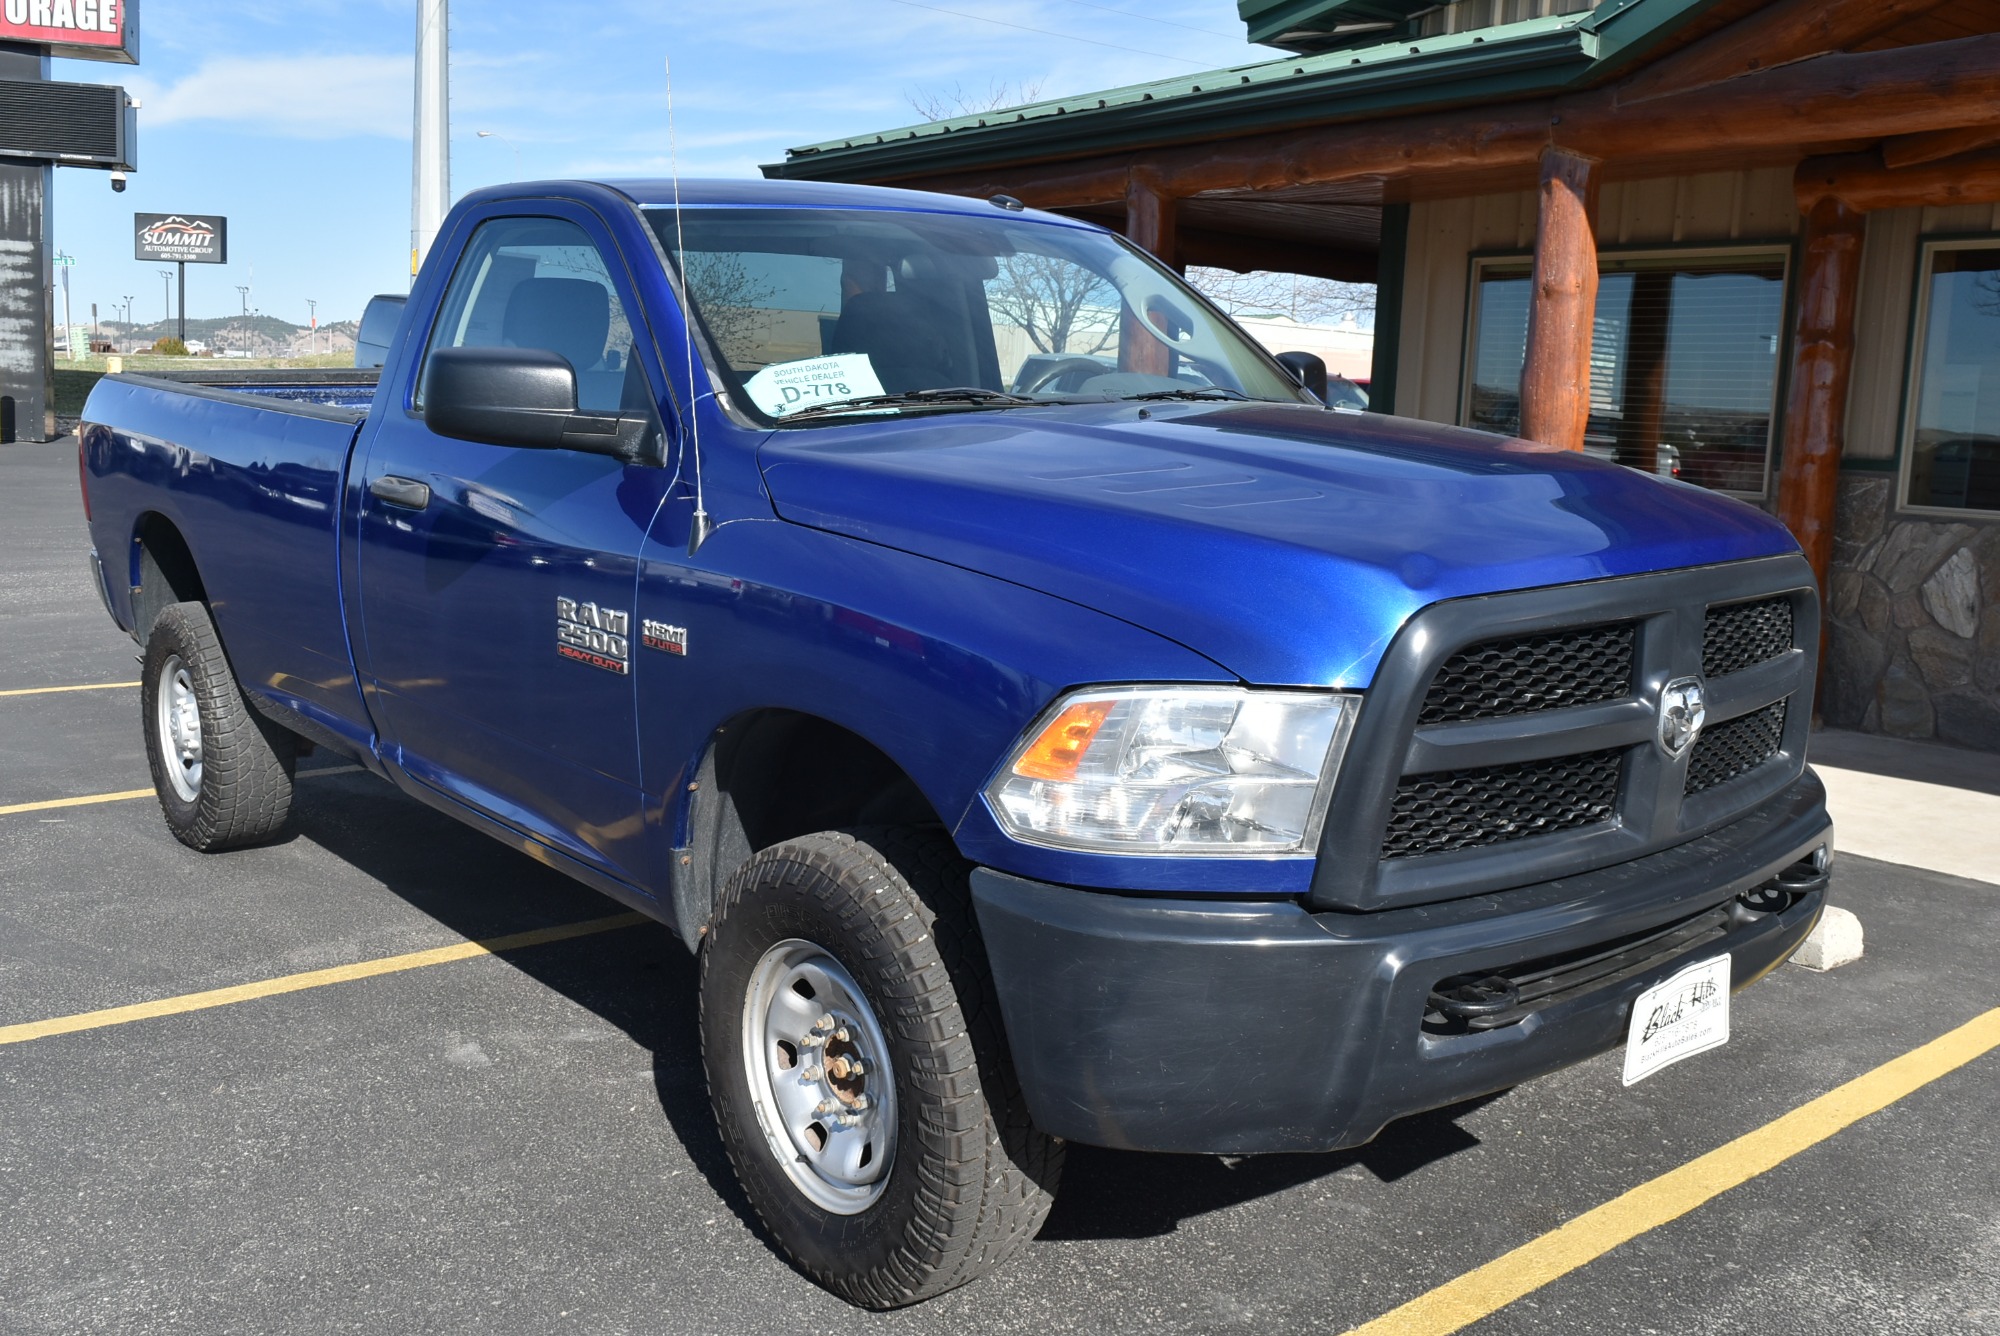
[1792,905,1864,971]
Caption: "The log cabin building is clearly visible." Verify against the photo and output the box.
[766,0,2000,751]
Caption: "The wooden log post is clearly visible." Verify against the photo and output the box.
[1120,169,1180,378]
[1775,194,1866,606]
[1519,147,1601,451]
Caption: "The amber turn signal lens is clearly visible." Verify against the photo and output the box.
[1012,699,1116,782]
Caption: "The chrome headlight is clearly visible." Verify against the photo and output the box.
[985,686,1358,856]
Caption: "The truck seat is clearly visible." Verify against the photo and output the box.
[503,277,611,377]
[829,290,955,392]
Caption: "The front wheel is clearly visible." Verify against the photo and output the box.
[700,828,1061,1308]
[141,600,296,851]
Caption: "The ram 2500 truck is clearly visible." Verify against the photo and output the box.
[78,179,1833,1308]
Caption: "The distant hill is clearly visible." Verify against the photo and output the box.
[98,314,356,356]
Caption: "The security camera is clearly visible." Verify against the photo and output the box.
[110,171,127,193]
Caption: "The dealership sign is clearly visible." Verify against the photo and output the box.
[135,213,226,264]
[0,0,138,63]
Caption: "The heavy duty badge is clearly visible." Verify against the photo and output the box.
[642,619,688,655]
[557,597,629,674]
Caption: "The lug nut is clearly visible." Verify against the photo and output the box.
[815,1100,835,1115]
[802,1065,823,1081]
[834,1027,851,1043]
[814,1014,835,1032]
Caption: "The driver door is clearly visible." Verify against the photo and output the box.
[352,207,672,884]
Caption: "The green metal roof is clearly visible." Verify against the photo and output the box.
[766,0,1729,184]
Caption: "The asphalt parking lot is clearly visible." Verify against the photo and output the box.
[4,434,1997,1334]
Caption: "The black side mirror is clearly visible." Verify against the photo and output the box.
[424,346,651,462]
[1274,351,1329,404]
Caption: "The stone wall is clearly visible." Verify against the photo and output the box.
[1825,475,2000,750]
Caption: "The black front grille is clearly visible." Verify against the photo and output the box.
[1703,597,1793,677]
[1686,700,1788,795]
[1382,749,1623,859]
[1418,623,1635,724]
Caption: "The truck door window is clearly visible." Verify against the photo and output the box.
[418,216,650,415]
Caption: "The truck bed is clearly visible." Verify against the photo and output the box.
[81,371,379,758]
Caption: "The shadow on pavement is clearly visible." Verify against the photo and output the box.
[282,765,1506,1250]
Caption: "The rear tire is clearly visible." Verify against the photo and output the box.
[700,827,1061,1308]
[140,600,296,851]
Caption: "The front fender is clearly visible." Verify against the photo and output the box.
[634,516,1311,894]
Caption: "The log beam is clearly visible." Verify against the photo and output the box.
[865,34,2000,212]
[1774,196,1865,610]
[1615,0,1955,105]
[1798,147,2000,213]
[1519,148,1601,453]
[1881,124,2000,172]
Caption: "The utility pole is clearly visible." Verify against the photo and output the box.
[411,0,450,282]
[121,295,133,347]
[157,269,173,333]
[307,299,318,357]
[54,251,76,361]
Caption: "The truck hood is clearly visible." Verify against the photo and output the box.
[757,402,1800,687]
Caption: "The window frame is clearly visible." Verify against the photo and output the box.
[1895,233,2000,523]
[1459,241,1795,500]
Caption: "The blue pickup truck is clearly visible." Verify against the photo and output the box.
[78,178,1833,1307]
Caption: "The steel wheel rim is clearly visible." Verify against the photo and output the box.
[156,653,202,803]
[740,938,898,1215]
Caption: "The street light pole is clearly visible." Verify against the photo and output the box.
[157,269,173,337]
[121,296,133,347]
[307,299,318,357]
[476,129,520,180]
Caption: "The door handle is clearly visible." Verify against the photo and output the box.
[370,475,431,510]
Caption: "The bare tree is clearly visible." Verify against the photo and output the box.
[1186,268,1375,325]
[987,252,1118,356]
[905,78,1047,123]
[680,251,778,368]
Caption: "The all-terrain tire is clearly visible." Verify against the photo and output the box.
[700,826,1062,1308]
[140,600,296,850]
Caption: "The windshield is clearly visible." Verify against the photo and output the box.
[645,206,1312,422]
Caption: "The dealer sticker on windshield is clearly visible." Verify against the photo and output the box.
[1622,954,1730,1086]
[743,354,885,418]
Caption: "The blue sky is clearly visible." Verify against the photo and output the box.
[48,0,1269,328]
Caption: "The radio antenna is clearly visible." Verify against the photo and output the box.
[666,53,714,553]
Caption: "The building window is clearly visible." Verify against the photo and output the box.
[1465,249,1789,494]
[1903,241,2000,515]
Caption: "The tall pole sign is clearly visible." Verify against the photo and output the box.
[411,0,448,279]
[135,212,225,344]
[0,0,139,62]
[0,0,138,441]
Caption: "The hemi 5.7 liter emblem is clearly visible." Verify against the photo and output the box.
[642,619,688,655]
[557,598,629,675]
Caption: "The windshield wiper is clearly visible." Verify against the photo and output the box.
[782,387,1042,422]
[1121,387,1253,402]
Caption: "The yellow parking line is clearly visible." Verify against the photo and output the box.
[0,681,140,698]
[0,912,650,1047]
[1,769,361,819]
[0,788,154,817]
[1344,1005,2000,1336]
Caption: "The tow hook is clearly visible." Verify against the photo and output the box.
[1427,973,1521,1027]
[1739,844,1832,913]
